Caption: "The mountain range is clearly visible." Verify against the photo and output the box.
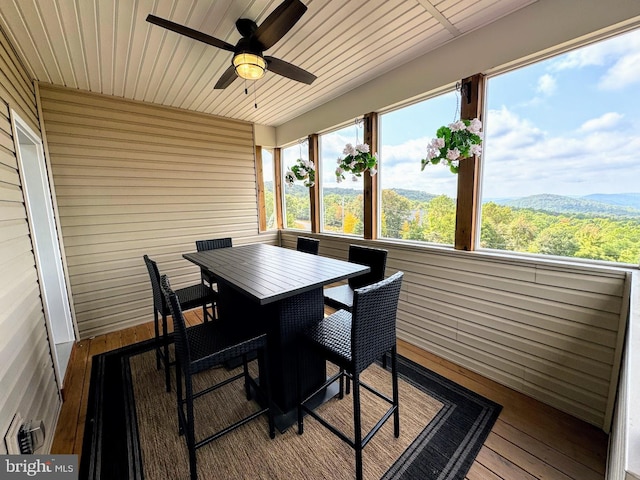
[495,193,640,218]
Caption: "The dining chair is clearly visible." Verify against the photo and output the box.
[296,236,320,255]
[298,271,404,480]
[143,254,216,392]
[323,245,388,312]
[161,275,275,480]
[195,238,232,311]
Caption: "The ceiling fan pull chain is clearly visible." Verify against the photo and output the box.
[254,82,258,109]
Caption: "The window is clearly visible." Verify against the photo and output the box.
[378,91,459,244]
[282,144,311,230]
[319,124,364,235]
[261,148,276,230]
[481,28,640,264]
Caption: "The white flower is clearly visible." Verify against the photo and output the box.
[370,167,377,176]
[432,137,445,149]
[468,118,482,134]
[470,144,482,156]
[446,148,460,161]
[449,120,466,132]
[356,143,369,153]
[343,143,356,156]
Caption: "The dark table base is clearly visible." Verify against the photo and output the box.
[217,282,327,414]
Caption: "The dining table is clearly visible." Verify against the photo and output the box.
[183,242,369,431]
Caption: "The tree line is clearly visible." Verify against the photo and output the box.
[271,185,640,264]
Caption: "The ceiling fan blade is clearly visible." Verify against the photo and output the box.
[265,56,316,85]
[146,14,235,52]
[254,0,307,50]
[214,65,238,89]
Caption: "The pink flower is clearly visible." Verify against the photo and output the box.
[470,144,482,156]
[449,121,466,132]
[343,143,356,156]
[356,143,370,153]
[468,118,482,134]
[446,148,460,161]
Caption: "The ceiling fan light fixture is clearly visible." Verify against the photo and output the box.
[233,52,267,80]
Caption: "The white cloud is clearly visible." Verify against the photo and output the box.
[599,52,640,89]
[481,107,640,198]
[579,112,624,132]
[536,74,557,96]
[550,29,640,90]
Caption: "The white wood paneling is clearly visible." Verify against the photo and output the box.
[0,27,60,454]
[280,231,628,429]
[39,84,278,337]
[0,0,540,127]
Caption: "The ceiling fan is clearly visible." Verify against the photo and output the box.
[146,0,316,89]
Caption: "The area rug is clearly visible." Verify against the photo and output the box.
[80,339,501,479]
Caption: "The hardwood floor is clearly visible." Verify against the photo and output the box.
[51,309,608,479]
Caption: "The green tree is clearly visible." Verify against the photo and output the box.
[381,189,413,238]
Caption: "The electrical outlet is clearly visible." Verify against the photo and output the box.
[4,413,23,454]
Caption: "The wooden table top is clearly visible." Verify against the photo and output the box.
[183,243,369,305]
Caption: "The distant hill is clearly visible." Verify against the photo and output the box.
[498,194,640,218]
[583,193,640,210]
[388,188,438,203]
[272,180,640,218]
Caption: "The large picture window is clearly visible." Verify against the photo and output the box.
[261,148,276,230]
[282,144,311,230]
[319,124,364,235]
[481,28,640,264]
[378,91,459,244]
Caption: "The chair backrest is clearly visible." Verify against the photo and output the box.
[347,245,388,290]
[296,236,320,255]
[196,237,233,252]
[143,254,164,312]
[351,271,403,373]
[160,275,191,366]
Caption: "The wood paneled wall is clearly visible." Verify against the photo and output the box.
[39,85,277,338]
[281,231,628,429]
[0,27,60,453]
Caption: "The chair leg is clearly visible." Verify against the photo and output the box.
[261,348,275,439]
[185,374,197,480]
[243,354,252,400]
[352,373,363,480]
[154,310,161,370]
[162,312,171,392]
[176,362,185,436]
[391,346,400,437]
[297,349,304,435]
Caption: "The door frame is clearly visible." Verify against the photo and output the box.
[11,110,76,388]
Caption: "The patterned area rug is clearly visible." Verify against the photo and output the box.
[80,339,501,479]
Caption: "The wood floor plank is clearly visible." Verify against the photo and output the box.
[484,431,574,480]
[121,325,137,348]
[397,340,607,474]
[466,460,504,480]
[491,419,604,480]
[475,445,538,480]
[51,341,89,454]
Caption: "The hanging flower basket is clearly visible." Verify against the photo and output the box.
[421,118,483,174]
[285,158,315,188]
[335,143,378,183]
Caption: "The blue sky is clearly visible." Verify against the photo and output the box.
[279,27,640,201]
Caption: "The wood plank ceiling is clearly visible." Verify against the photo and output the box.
[0,0,536,127]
